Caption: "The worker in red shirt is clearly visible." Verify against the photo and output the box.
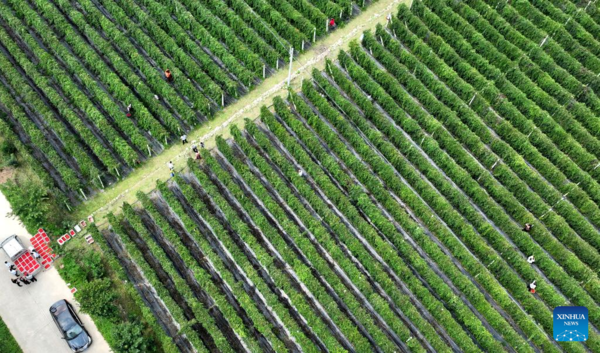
[165,69,173,82]
[329,18,336,30]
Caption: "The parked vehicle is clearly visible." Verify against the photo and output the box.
[49,300,92,352]
[0,235,41,275]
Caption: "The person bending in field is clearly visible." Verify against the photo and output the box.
[527,255,535,264]
[329,18,336,30]
[528,280,536,293]
[165,69,174,82]
[522,223,532,232]
[126,104,134,117]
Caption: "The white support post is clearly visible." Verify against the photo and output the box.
[313,28,316,42]
[326,19,329,33]
[80,188,88,200]
[469,93,477,106]
[98,175,104,189]
[302,40,305,51]
[147,145,152,157]
[263,64,266,79]
[340,9,343,20]
[287,47,294,87]
[380,36,384,46]
[64,201,72,212]
[165,137,168,145]
[540,35,549,47]
[115,167,120,177]
[393,29,397,38]
[276,60,279,70]
[221,93,225,107]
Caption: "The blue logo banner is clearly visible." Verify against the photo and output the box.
[554,306,588,342]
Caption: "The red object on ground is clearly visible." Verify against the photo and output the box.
[14,252,40,275]
[329,18,335,27]
[71,288,77,294]
[69,230,75,236]
[31,230,56,269]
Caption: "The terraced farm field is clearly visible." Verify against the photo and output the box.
[0,0,370,203]
[97,1,600,352]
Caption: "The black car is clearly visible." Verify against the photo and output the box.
[49,300,92,352]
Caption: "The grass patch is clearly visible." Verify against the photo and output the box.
[0,315,21,353]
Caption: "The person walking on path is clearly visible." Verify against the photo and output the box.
[20,277,31,285]
[4,261,13,269]
[165,69,174,82]
[200,141,205,149]
[10,268,19,277]
[192,144,199,154]
[168,161,174,171]
[24,272,37,283]
[181,134,188,144]
[11,278,22,287]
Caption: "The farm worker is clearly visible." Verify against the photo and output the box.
[200,141,205,149]
[20,276,31,285]
[181,134,188,144]
[195,151,201,160]
[528,280,536,293]
[168,161,174,171]
[11,278,22,287]
[522,223,532,232]
[527,255,535,264]
[298,169,304,177]
[329,18,336,30]
[386,13,392,23]
[192,145,199,153]
[4,261,13,269]
[126,104,134,117]
[170,171,175,178]
[29,247,41,260]
[10,268,19,277]
[24,272,37,282]
[165,69,174,82]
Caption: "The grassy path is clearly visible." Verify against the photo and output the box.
[75,0,410,224]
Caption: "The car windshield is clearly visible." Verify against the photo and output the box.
[65,324,83,339]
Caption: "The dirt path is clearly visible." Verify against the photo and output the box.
[75,0,411,224]
[0,191,110,353]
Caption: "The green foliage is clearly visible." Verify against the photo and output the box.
[77,278,118,318]
[1,180,50,233]
[0,315,21,353]
[111,321,152,353]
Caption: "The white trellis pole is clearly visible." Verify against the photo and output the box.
[313,28,316,42]
[80,188,88,200]
[64,201,72,212]
[302,40,305,51]
[263,64,266,78]
[326,19,329,32]
[98,175,104,189]
[147,145,152,157]
[221,93,225,107]
[115,167,120,177]
[287,47,294,87]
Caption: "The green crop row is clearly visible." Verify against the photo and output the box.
[178,0,280,68]
[164,175,293,352]
[232,0,308,49]
[350,34,600,290]
[184,160,319,352]
[212,137,421,352]
[18,0,171,144]
[226,123,454,352]
[200,149,375,352]
[444,0,600,143]
[506,0,600,71]
[48,0,183,136]
[297,71,529,351]
[253,105,482,351]
[0,85,81,192]
[541,0,600,53]
[106,213,211,353]
[0,46,99,184]
[412,1,600,179]
[0,4,142,166]
[393,5,600,212]
[337,40,599,350]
